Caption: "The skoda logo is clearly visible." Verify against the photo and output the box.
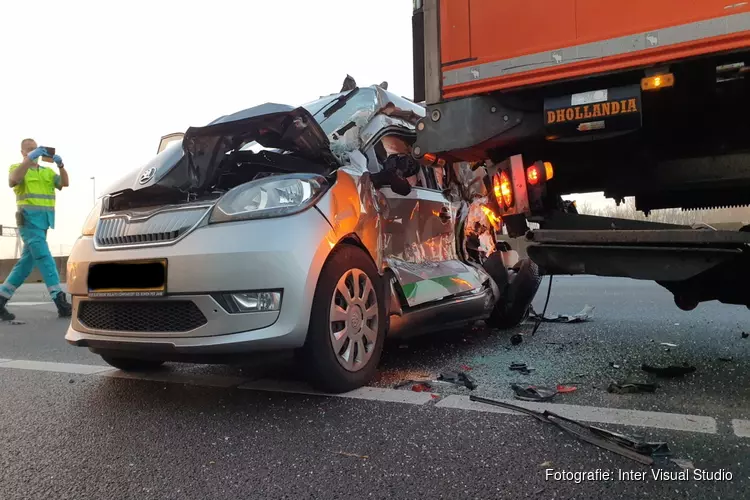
[139,167,157,185]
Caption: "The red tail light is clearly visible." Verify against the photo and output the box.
[526,165,541,185]
[492,175,502,200]
[499,171,513,208]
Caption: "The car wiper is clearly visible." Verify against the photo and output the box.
[315,87,360,120]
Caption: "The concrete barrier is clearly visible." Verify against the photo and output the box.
[0,256,68,283]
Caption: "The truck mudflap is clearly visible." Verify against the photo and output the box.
[526,228,750,309]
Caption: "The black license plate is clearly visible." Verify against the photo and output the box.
[88,260,167,298]
[544,84,642,137]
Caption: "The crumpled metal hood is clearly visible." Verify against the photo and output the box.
[104,103,339,196]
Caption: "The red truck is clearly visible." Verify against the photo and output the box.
[412,0,750,310]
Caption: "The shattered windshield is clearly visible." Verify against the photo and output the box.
[302,88,379,139]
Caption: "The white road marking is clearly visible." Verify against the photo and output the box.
[101,370,248,388]
[0,359,114,375]
[436,396,717,434]
[7,302,52,307]
[436,396,516,414]
[0,358,735,434]
[238,378,435,405]
[731,419,750,438]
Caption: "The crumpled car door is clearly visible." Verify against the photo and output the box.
[381,171,487,308]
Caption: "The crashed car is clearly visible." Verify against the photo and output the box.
[65,79,541,392]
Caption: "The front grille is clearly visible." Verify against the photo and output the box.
[78,300,208,333]
[95,207,209,248]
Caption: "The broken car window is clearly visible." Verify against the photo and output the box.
[302,88,379,138]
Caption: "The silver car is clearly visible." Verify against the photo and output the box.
[65,81,540,392]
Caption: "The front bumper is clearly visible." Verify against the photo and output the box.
[65,207,335,355]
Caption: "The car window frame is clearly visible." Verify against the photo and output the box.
[362,127,445,193]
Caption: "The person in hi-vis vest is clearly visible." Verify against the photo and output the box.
[0,139,72,321]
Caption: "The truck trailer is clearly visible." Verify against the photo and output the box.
[412,0,750,310]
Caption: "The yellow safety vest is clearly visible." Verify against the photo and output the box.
[9,163,57,212]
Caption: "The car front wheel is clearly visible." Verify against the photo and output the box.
[302,244,386,393]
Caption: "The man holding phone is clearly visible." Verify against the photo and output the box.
[0,138,72,321]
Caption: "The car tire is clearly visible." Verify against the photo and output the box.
[302,244,386,393]
[481,251,510,297]
[100,356,165,371]
[486,258,541,329]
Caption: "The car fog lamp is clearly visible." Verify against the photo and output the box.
[230,291,282,312]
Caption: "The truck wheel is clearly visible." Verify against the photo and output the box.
[100,356,165,371]
[302,244,386,393]
[487,258,541,329]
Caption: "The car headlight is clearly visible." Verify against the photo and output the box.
[81,198,103,236]
[209,173,329,224]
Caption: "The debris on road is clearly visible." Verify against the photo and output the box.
[438,371,478,390]
[588,427,671,457]
[509,362,534,375]
[609,362,622,369]
[607,382,658,394]
[460,364,473,371]
[510,334,523,345]
[719,356,734,362]
[335,451,369,460]
[410,382,433,393]
[660,342,678,347]
[393,379,432,390]
[641,363,696,378]
[556,385,578,394]
[671,458,696,470]
[469,395,656,465]
[529,304,594,323]
[5,320,25,325]
[742,332,749,339]
[511,384,557,402]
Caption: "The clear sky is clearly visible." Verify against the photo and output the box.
[0,0,422,256]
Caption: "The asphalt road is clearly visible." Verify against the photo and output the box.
[1,277,749,499]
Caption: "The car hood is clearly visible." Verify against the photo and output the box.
[105,104,339,196]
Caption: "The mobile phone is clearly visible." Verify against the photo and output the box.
[41,146,56,163]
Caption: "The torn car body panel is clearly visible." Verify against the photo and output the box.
[176,104,338,194]
[379,186,480,307]
[315,87,492,308]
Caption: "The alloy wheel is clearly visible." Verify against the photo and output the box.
[329,268,379,372]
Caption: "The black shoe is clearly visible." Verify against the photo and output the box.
[54,293,72,318]
[0,297,16,321]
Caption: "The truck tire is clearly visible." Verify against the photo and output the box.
[100,356,165,371]
[302,244,386,393]
[487,258,541,329]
